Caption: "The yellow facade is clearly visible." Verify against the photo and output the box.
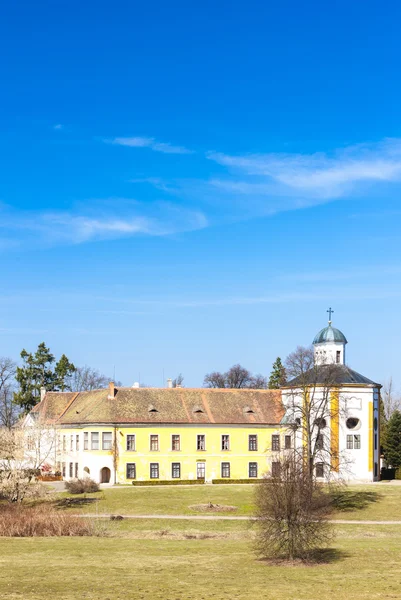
[58,424,286,483]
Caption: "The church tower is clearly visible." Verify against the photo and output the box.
[313,308,347,365]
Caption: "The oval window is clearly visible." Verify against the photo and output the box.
[346,417,360,430]
[314,418,327,429]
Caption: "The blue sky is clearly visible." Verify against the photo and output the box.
[1,0,401,388]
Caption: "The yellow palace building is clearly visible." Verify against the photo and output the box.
[27,317,381,483]
[31,383,284,484]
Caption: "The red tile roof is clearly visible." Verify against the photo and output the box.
[33,387,284,426]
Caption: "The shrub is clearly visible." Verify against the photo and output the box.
[0,504,95,537]
[64,478,100,494]
[254,457,333,561]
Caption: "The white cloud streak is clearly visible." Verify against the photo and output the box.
[207,138,401,200]
[0,201,208,247]
[108,136,193,155]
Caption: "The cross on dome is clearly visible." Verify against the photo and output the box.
[327,307,334,324]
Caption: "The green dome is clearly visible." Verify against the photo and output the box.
[313,324,347,345]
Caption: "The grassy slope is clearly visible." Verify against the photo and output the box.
[1,524,401,600]
[60,482,401,521]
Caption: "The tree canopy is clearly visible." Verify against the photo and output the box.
[204,364,267,389]
[14,343,76,412]
[383,410,401,469]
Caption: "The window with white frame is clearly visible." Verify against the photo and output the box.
[172,462,181,479]
[91,432,99,450]
[221,435,230,451]
[285,435,292,450]
[271,435,280,451]
[248,434,258,451]
[315,462,324,478]
[70,435,74,452]
[271,461,280,477]
[69,462,73,477]
[102,432,113,450]
[75,463,78,478]
[197,462,205,479]
[76,434,80,451]
[83,432,88,450]
[197,434,205,451]
[347,434,361,449]
[62,462,66,477]
[126,434,135,451]
[150,435,159,451]
[150,463,159,479]
[221,462,230,478]
[126,463,136,479]
[172,435,180,451]
[249,462,258,478]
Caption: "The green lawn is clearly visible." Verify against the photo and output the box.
[1,523,401,600]
[58,482,401,521]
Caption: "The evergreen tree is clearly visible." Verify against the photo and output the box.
[14,343,75,411]
[55,354,76,391]
[384,410,401,469]
[268,357,287,389]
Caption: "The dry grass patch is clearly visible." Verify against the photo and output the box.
[0,503,97,537]
[189,502,237,512]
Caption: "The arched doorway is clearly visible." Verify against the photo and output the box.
[100,467,111,483]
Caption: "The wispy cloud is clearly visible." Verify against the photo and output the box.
[207,138,401,200]
[0,200,208,248]
[107,136,193,155]
[53,124,63,130]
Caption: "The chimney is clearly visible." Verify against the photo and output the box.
[108,381,115,399]
[132,382,140,388]
[167,378,173,389]
[40,387,46,401]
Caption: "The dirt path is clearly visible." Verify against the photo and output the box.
[78,513,401,524]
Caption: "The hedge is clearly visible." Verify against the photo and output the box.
[130,478,262,486]
[131,479,205,486]
[212,478,262,484]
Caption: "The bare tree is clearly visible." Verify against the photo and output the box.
[254,455,334,560]
[283,346,344,478]
[0,357,19,428]
[381,378,401,421]
[0,422,55,502]
[204,364,267,389]
[172,373,184,388]
[66,366,120,392]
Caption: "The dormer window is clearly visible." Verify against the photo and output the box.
[192,405,204,414]
[148,404,158,413]
[243,406,255,414]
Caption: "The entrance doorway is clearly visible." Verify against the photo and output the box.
[100,467,111,483]
[197,462,205,480]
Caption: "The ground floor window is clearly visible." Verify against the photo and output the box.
[221,462,230,478]
[69,462,73,478]
[172,463,181,479]
[150,463,159,479]
[315,462,324,478]
[62,462,66,478]
[75,463,78,478]
[126,463,136,479]
[271,461,280,477]
[197,462,205,479]
[249,462,258,478]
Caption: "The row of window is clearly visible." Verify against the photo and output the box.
[62,460,327,481]
[62,433,292,453]
[126,461,260,480]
